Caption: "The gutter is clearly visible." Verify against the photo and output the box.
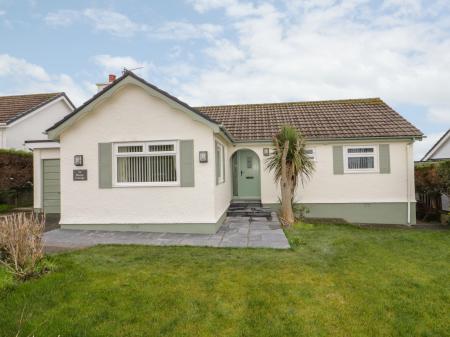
[230,135,423,145]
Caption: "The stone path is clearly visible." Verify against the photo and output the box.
[44,212,291,251]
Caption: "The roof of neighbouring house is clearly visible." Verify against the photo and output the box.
[421,129,450,161]
[0,92,74,124]
[196,99,423,141]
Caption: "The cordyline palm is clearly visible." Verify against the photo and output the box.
[266,126,314,226]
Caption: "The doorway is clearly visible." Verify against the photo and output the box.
[232,149,261,199]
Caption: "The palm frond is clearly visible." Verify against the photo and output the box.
[265,125,315,187]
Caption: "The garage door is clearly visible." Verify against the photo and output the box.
[42,159,60,214]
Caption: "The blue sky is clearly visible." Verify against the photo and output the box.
[1,0,449,159]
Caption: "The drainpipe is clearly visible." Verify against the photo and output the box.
[406,141,412,225]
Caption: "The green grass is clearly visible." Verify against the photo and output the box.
[0,223,449,337]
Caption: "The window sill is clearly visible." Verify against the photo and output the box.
[343,170,379,174]
[113,182,180,188]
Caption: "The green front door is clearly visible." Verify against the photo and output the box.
[234,150,260,199]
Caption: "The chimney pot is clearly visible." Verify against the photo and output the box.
[109,74,116,82]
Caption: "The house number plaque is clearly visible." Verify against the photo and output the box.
[73,169,88,181]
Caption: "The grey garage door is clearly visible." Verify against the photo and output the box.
[42,159,60,214]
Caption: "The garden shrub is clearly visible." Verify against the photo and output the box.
[0,212,48,280]
[0,149,33,208]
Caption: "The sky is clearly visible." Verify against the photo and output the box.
[0,0,449,159]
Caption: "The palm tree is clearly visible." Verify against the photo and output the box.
[266,126,315,226]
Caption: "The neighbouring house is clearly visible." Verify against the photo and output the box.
[421,129,450,162]
[418,129,450,215]
[26,71,422,233]
[0,93,74,150]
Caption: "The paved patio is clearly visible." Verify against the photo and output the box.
[44,212,291,250]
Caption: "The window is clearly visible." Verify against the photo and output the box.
[246,156,253,169]
[113,141,179,186]
[344,146,378,173]
[305,148,316,161]
[216,141,225,184]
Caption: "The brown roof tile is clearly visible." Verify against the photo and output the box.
[195,98,423,141]
[0,93,64,124]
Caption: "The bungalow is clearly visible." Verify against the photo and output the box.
[27,71,423,233]
[0,93,74,150]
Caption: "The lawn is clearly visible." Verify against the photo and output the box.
[1,223,449,337]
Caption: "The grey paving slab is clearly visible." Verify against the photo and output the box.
[44,212,290,251]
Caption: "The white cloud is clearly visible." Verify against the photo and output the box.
[44,8,222,40]
[0,54,93,105]
[151,21,222,40]
[83,8,145,37]
[204,39,245,66]
[0,54,50,81]
[178,0,450,126]
[44,9,79,26]
[428,106,450,123]
[44,8,145,37]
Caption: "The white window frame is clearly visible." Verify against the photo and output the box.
[216,141,225,184]
[343,145,378,173]
[305,148,316,161]
[112,140,180,187]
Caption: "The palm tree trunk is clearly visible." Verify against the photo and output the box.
[280,140,295,225]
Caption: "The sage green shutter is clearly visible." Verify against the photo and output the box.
[180,140,195,187]
[379,144,391,174]
[215,141,220,185]
[98,143,112,188]
[333,145,344,174]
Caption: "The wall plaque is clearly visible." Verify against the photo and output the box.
[73,169,88,181]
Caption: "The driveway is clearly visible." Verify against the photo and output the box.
[44,212,291,251]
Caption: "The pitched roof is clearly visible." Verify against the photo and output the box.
[47,71,220,135]
[196,98,423,141]
[0,92,73,124]
[421,129,450,161]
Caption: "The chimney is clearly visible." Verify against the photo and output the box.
[96,74,116,92]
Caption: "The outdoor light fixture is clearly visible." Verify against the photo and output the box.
[74,155,84,166]
[199,151,208,163]
[263,148,270,156]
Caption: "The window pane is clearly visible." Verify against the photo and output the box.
[305,149,314,159]
[348,156,374,169]
[117,155,176,183]
[247,156,253,169]
[149,144,174,152]
[118,145,143,153]
[348,147,374,153]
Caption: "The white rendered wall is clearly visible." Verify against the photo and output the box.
[32,148,60,210]
[229,141,415,205]
[430,138,450,159]
[59,84,218,225]
[4,99,72,150]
